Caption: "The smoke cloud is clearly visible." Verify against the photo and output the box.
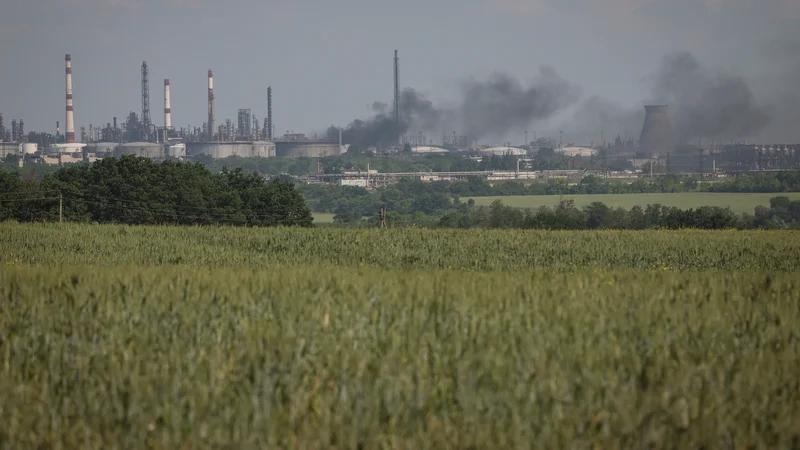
[567,96,644,144]
[652,52,770,142]
[566,51,775,145]
[332,67,579,148]
[335,51,788,149]
[456,68,579,142]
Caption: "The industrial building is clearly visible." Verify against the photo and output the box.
[411,145,449,154]
[3,52,798,177]
[477,146,527,156]
[187,141,276,159]
[117,142,165,159]
[274,139,342,158]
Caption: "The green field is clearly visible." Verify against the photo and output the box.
[312,211,336,223]
[2,223,800,448]
[466,192,800,214]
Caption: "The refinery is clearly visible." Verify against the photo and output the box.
[0,52,797,177]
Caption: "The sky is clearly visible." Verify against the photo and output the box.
[1,0,798,144]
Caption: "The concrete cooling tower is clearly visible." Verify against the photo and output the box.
[639,105,672,154]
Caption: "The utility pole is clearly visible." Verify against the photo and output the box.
[59,192,63,223]
[379,204,387,228]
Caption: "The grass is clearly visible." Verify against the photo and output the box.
[466,192,800,214]
[312,212,337,224]
[2,223,800,448]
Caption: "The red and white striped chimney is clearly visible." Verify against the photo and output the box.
[65,54,75,143]
[164,79,171,129]
[207,69,214,141]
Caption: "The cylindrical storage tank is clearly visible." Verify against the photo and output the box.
[275,141,341,158]
[116,142,165,159]
[167,143,186,158]
[186,142,253,159]
[477,146,526,156]
[412,146,450,154]
[21,143,39,154]
[0,143,20,158]
[251,141,276,158]
[86,142,119,155]
[48,143,88,154]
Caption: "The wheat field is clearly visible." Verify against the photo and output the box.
[1,223,799,448]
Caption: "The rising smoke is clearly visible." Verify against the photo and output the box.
[335,51,782,149]
[568,96,644,144]
[456,68,579,142]
[652,52,771,142]
[566,51,775,145]
[331,67,579,148]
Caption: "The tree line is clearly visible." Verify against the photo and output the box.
[435,197,800,230]
[295,177,800,230]
[0,156,312,227]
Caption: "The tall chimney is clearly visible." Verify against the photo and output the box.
[164,79,172,135]
[208,69,214,141]
[267,86,273,140]
[639,105,672,155]
[65,54,75,143]
[394,50,400,146]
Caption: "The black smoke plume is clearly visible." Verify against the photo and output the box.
[456,68,579,142]
[567,52,774,144]
[330,67,579,148]
[652,52,770,141]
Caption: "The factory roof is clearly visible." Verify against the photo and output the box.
[559,146,596,157]
[412,146,449,153]
[478,146,527,156]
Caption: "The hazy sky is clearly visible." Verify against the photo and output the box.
[1,0,797,143]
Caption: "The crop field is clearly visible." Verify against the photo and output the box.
[466,192,800,214]
[2,223,800,448]
[312,212,337,224]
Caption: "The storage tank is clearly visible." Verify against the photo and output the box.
[49,143,87,154]
[477,146,527,156]
[21,143,39,155]
[186,142,253,158]
[412,145,450,154]
[86,142,119,155]
[0,143,19,158]
[116,142,165,159]
[275,141,341,158]
[252,141,276,158]
[167,143,187,158]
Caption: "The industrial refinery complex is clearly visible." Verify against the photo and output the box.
[0,54,346,164]
[1,53,798,178]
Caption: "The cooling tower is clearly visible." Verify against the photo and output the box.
[639,105,672,154]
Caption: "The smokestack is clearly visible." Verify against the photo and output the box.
[394,50,400,146]
[65,54,75,143]
[267,86,273,140]
[208,69,214,141]
[141,62,151,142]
[164,79,171,136]
[639,105,672,154]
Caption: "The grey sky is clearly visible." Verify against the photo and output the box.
[1,0,797,143]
